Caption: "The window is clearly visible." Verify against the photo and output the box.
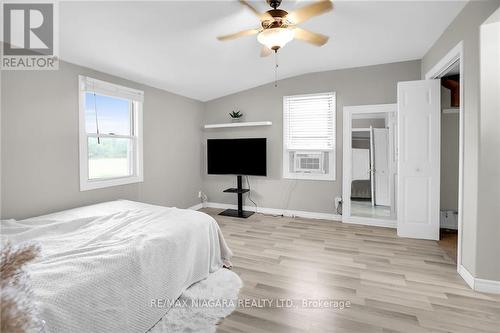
[79,76,144,191]
[283,92,336,180]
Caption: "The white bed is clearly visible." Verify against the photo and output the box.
[1,200,232,333]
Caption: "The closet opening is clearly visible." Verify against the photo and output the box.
[438,60,460,262]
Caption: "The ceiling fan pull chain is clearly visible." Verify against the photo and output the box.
[274,51,279,87]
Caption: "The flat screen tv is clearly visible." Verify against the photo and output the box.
[207,138,267,176]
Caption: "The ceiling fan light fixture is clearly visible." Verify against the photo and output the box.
[257,28,294,51]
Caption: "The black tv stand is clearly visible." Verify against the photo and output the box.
[219,175,254,218]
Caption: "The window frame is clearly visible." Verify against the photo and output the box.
[78,75,144,191]
[282,92,336,181]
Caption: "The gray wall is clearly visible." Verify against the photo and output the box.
[1,61,204,220]
[352,137,370,150]
[202,60,421,213]
[352,118,386,129]
[352,118,385,149]
[422,0,499,280]
[440,85,460,211]
[440,112,459,211]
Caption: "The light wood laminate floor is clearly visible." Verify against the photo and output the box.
[198,208,500,333]
[351,200,392,219]
[438,229,458,263]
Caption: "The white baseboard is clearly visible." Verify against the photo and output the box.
[187,203,203,210]
[458,265,500,294]
[475,278,500,294]
[203,202,342,221]
[342,216,396,228]
[458,265,475,289]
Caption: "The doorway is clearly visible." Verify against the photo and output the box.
[425,42,464,270]
[342,104,397,227]
[438,61,460,262]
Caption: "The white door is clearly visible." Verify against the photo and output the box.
[373,128,390,206]
[387,112,398,217]
[397,80,440,240]
[352,149,370,180]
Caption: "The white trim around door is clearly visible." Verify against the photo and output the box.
[342,104,397,228]
[425,41,465,274]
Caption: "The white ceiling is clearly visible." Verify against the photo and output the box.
[60,1,467,101]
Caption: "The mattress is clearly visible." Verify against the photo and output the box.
[1,200,232,333]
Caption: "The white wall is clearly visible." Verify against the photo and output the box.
[202,60,421,214]
[1,61,204,220]
[477,8,500,281]
[0,69,2,219]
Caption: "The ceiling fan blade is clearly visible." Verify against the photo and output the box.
[217,28,261,41]
[239,0,273,20]
[260,45,273,57]
[287,0,333,24]
[293,27,329,46]
[239,0,261,16]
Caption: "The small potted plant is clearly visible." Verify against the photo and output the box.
[229,110,243,123]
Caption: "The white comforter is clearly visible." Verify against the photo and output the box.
[1,200,232,333]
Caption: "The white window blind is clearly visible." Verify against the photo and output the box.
[284,92,336,150]
[282,92,336,181]
[80,76,144,102]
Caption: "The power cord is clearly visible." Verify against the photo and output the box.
[245,176,258,213]
[336,200,342,215]
[284,179,298,211]
[246,176,284,218]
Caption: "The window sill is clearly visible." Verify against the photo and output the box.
[80,175,143,191]
[283,173,335,181]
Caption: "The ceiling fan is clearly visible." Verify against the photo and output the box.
[217,0,333,56]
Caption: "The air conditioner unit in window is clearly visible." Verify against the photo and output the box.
[292,152,328,174]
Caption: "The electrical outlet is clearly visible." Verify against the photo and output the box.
[334,197,342,209]
[198,191,208,203]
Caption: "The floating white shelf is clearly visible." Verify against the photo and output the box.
[204,121,272,129]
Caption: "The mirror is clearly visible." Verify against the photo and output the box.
[349,111,396,220]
